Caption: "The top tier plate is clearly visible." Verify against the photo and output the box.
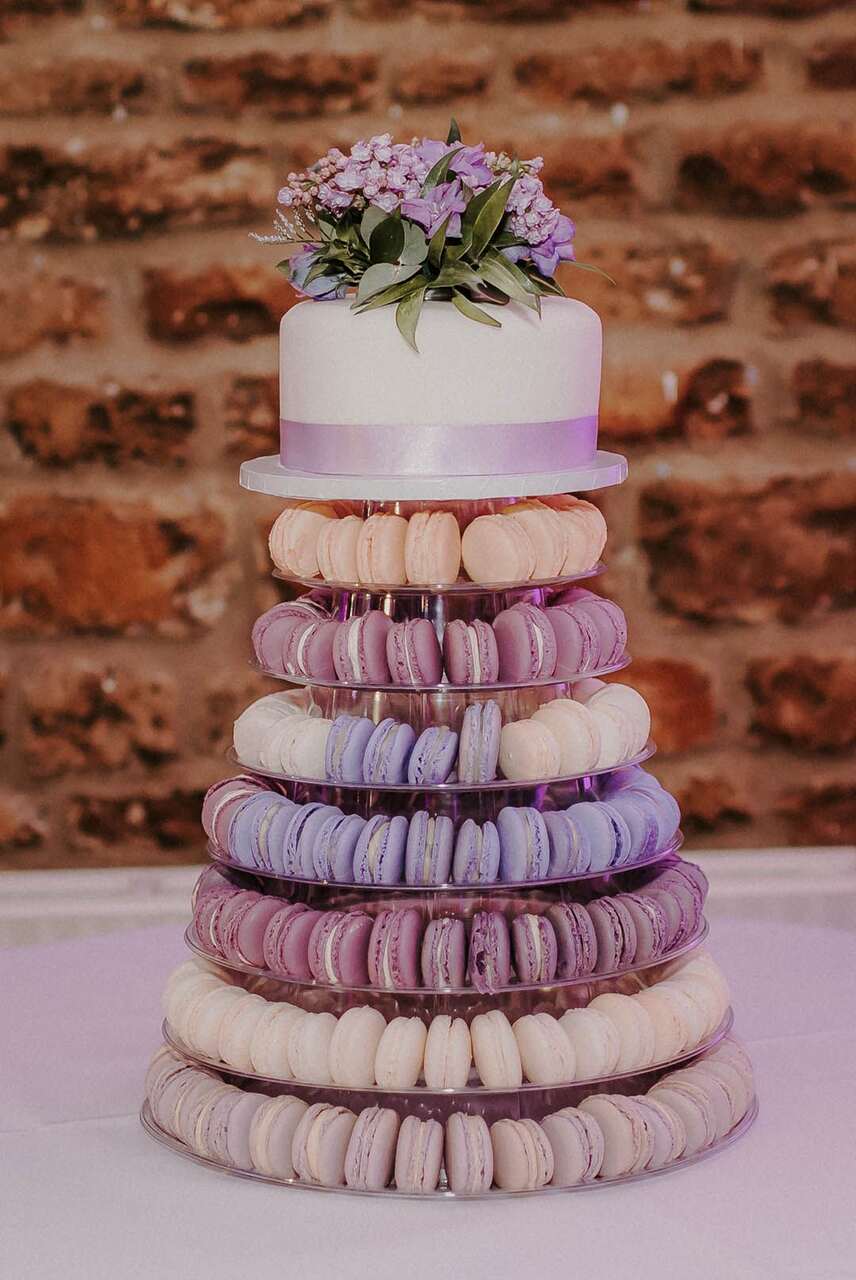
[240,451,628,504]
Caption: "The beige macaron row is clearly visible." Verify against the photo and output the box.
[268,497,607,588]
[162,949,729,1093]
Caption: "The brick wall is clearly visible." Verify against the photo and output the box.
[0,0,853,869]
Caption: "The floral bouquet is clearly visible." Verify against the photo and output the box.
[255,121,602,348]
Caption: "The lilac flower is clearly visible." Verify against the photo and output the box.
[401,179,468,238]
[504,213,576,277]
[288,248,347,300]
[415,139,494,190]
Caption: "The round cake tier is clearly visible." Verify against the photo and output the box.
[241,451,627,503]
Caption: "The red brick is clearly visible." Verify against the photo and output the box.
[0,59,148,116]
[768,239,856,329]
[112,0,331,29]
[560,239,737,325]
[5,380,196,466]
[179,53,378,118]
[0,495,233,635]
[674,774,753,836]
[22,663,179,777]
[65,787,207,862]
[640,474,856,623]
[413,0,625,17]
[144,265,295,342]
[224,375,278,456]
[620,658,717,754]
[807,38,856,89]
[0,140,271,243]
[689,0,847,14]
[394,56,491,104]
[541,136,639,213]
[0,792,46,854]
[0,0,81,35]
[200,668,281,757]
[677,123,856,216]
[792,360,856,436]
[747,655,856,752]
[0,273,105,358]
[601,358,754,445]
[515,41,761,105]
[781,782,856,845]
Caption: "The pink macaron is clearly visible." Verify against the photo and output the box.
[493,604,558,681]
[386,619,443,686]
[443,619,500,686]
[333,613,393,685]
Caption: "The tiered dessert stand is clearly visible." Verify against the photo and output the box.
[141,444,757,1197]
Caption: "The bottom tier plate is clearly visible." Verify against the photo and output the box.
[141,1095,757,1200]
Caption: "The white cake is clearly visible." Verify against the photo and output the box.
[280,297,601,428]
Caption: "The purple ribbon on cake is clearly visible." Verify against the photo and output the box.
[279,415,598,477]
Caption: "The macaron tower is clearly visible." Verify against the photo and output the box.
[141,126,756,1197]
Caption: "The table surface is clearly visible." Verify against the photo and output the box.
[4,905,856,1280]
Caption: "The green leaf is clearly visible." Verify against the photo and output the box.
[427,214,451,270]
[446,118,462,146]
[369,216,405,263]
[460,182,495,234]
[353,275,427,313]
[432,263,485,291]
[400,222,429,265]
[302,259,336,287]
[567,260,617,285]
[452,289,502,328]
[356,261,422,304]
[525,271,566,297]
[478,251,538,311]
[395,287,426,351]
[469,179,515,259]
[275,258,292,276]
[421,147,460,195]
[359,205,387,245]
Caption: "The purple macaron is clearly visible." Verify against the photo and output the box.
[467,910,512,994]
[333,613,393,685]
[325,715,376,785]
[443,619,499,686]
[368,908,422,990]
[493,603,558,682]
[283,618,339,680]
[362,718,416,785]
[281,802,330,878]
[586,895,638,973]
[496,806,550,881]
[545,902,597,978]
[511,912,558,984]
[386,619,443,687]
[421,917,467,989]
[353,814,409,884]
[557,588,628,668]
[457,701,501,784]
[543,604,600,678]
[452,818,500,884]
[308,910,373,985]
[313,811,366,881]
[251,599,330,675]
[404,812,455,885]
[263,903,322,980]
[543,810,588,877]
[616,891,668,962]
[407,725,459,785]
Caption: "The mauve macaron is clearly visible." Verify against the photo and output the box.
[617,892,668,963]
[420,916,467,989]
[283,618,338,680]
[333,613,393,685]
[386,619,443,686]
[443,619,499,686]
[545,902,598,978]
[252,599,329,674]
[367,908,422,990]
[308,910,373,985]
[511,912,558,984]
[558,588,628,667]
[544,603,600,678]
[263,903,322,980]
[493,603,558,681]
[587,896,638,973]
[231,896,285,968]
[468,910,512,994]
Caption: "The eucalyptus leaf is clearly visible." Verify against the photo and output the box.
[525,271,566,297]
[432,263,485,291]
[356,261,421,304]
[400,222,429,265]
[567,260,617,285]
[469,179,515,260]
[421,147,460,195]
[360,205,387,245]
[427,214,451,270]
[275,259,292,276]
[452,290,501,328]
[353,274,427,313]
[446,118,462,146]
[460,181,496,234]
[396,287,426,351]
[369,216,406,264]
[478,253,538,310]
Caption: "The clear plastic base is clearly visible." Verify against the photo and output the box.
[240,452,628,504]
[271,561,608,600]
[141,1090,755,1200]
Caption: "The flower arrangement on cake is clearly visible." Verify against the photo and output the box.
[255,120,604,348]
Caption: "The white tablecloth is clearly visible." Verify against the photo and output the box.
[4,910,855,1280]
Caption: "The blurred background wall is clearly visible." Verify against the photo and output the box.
[0,0,853,870]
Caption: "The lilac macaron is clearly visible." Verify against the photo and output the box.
[493,603,558,682]
[407,725,459,785]
[457,701,501,784]
[405,811,455,885]
[545,902,597,978]
[468,910,512,994]
[511,912,558,984]
[443,619,499,686]
[251,599,330,675]
[543,809,588,876]
[564,802,619,873]
[308,910,373,985]
[283,618,339,680]
[452,818,501,884]
[362,718,416,785]
[421,917,467,989]
[616,891,668,962]
[281,802,332,878]
[353,814,409,884]
[558,588,628,667]
[496,806,550,882]
[263,903,323,980]
[325,715,376,785]
[368,908,422,990]
[313,811,366,881]
[544,604,600,678]
[333,613,393,685]
[386,619,443,687]
[586,896,638,973]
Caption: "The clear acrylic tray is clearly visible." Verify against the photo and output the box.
[140,1085,755,1199]
[207,830,683,894]
[271,562,607,599]
[183,915,708,1000]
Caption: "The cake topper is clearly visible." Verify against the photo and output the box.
[254,120,609,350]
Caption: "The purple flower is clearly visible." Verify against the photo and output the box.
[507,214,576,277]
[288,248,347,300]
[415,140,494,190]
[401,179,468,238]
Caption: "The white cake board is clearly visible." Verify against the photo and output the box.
[239,451,628,502]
